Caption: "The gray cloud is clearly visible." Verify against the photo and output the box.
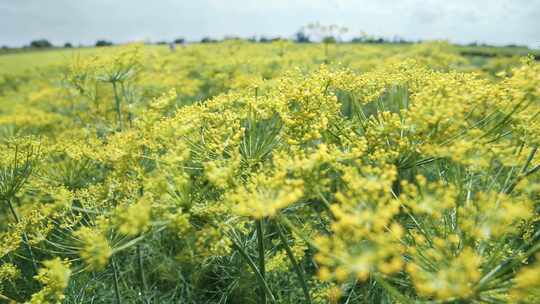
[1,0,539,47]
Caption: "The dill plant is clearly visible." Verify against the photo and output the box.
[0,42,539,304]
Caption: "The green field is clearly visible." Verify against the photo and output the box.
[1,41,540,303]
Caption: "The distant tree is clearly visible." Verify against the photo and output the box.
[351,37,364,43]
[30,39,53,48]
[174,38,185,44]
[391,36,411,44]
[396,38,412,44]
[64,42,73,48]
[363,37,385,44]
[294,31,310,43]
[156,41,168,45]
[259,36,271,43]
[270,37,285,42]
[223,36,242,41]
[322,36,336,44]
[505,44,525,48]
[351,31,369,44]
[200,37,217,43]
[95,40,113,47]
[247,36,257,42]
[351,31,409,44]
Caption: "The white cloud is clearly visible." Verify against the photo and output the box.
[0,0,538,47]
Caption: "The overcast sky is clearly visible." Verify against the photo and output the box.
[1,0,539,48]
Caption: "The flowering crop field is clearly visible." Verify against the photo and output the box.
[0,41,539,303]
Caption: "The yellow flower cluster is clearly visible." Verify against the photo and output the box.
[510,253,540,302]
[73,227,112,270]
[115,194,153,236]
[29,258,71,304]
[408,247,482,300]
[231,171,304,219]
[0,41,539,303]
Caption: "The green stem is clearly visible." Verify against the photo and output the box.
[0,293,16,302]
[505,145,539,194]
[5,198,39,274]
[373,274,414,304]
[521,146,537,174]
[277,216,320,251]
[6,197,20,222]
[256,219,267,304]
[112,81,123,131]
[277,224,312,304]
[112,258,122,304]
[477,233,540,291]
[137,244,147,298]
[324,43,329,64]
[527,164,540,176]
[230,235,276,303]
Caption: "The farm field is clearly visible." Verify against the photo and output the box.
[1,41,540,303]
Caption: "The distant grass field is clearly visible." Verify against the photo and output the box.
[0,48,90,74]
[2,43,538,76]
[0,46,167,75]
[457,45,540,58]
